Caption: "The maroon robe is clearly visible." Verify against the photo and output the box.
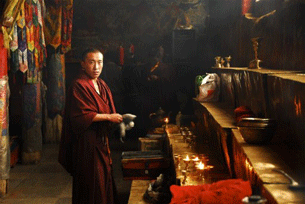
[58,72,116,204]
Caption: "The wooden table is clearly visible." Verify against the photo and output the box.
[128,180,151,204]
[127,125,231,203]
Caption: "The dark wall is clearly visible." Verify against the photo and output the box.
[209,0,305,71]
[66,0,212,118]
[69,0,209,65]
[66,0,305,121]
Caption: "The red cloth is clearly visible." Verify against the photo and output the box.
[0,33,8,78]
[170,179,252,204]
[58,72,116,204]
[234,106,255,123]
[119,46,124,66]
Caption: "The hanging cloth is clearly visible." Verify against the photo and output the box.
[44,1,62,51]
[0,32,8,135]
[43,0,73,119]
[61,0,73,53]
[0,33,9,180]
[0,77,10,180]
[17,4,28,73]
[44,0,73,54]
[45,49,65,119]
[1,0,26,49]
[9,0,47,83]
[0,33,8,78]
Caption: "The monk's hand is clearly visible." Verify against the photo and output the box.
[109,113,123,123]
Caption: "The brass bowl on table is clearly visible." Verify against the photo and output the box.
[237,117,277,144]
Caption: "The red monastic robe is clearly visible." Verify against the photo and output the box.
[58,72,116,204]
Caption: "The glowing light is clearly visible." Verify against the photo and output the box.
[197,161,205,170]
[192,157,199,162]
[294,96,302,116]
[254,162,276,170]
[184,155,190,161]
[245,159,253,171]
[164,117,169,124]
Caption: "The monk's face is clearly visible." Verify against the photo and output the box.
[81,52,103,79]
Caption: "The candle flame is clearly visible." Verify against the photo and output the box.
[193,157,199,161]
[164,117,169,123]
[184,155,190,161]
[197,161,205,170]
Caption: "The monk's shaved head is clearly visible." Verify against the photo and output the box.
[81,48,103,62]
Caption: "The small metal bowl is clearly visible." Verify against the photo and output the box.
[237,117,277,128]
[237,117,277,144]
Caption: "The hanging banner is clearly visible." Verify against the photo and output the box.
[1,0,26,49]
[0,32,8,135]
[44,0,73,54]
[9,0,47,83]
[0,77,10,180]
[45,51,65,119]
[0,33,8,78]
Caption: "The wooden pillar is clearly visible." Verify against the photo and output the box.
[43,51,65,143]
[21,82,43,164]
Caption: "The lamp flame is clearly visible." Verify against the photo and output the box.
[197,161,205,170]
[164,117,169,124]
[184,155,190,161]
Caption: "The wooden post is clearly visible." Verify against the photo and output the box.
[43,52,65,143]
[22,82,43,164]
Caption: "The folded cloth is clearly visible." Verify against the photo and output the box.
[170,179,252,204]
[234,106,255,123]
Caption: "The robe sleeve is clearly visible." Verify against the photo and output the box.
[69,81,99,135]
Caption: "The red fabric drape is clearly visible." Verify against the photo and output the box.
[0,33,8,78]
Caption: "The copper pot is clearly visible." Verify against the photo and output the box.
[237,117,277,144]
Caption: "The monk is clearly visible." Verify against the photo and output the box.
[58,48,123,204]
